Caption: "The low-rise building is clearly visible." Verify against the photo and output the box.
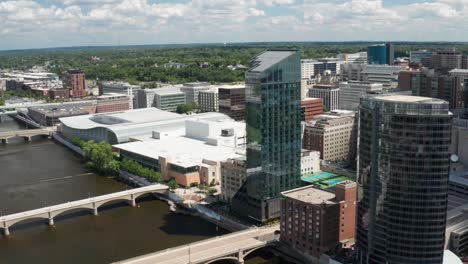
[280,181,357,260]
[339,81,383,111]
[154,87,186,112]
[364,64,406,89]
[199,88,219,112]
[63,69,86,98]
[218,85,245,121]
[301,150,320,176]
[28,101,96,126]
[309,84,340,111]
[136,89,157,108]
[96,93,131,113]
[303,110,357,162]
[98,81,141,109]
[180,82,212,103]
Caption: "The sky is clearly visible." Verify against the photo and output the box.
[1,0,468,50]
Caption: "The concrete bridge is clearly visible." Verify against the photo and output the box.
[0,128,52,143]
[115,225,280,264]
[0,184,168,236]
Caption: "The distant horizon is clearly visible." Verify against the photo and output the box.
[3,40,468,53]
[2,1,468,51]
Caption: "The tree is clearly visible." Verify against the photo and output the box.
[176,102,199,114]
[0,98,5,106]
[82,141,120,176]
[168,179,179,190]
[120,158,162,182]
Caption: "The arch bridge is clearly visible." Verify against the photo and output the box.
[0,184,168,236]
[0,128,52,143]
[114,225,280,264]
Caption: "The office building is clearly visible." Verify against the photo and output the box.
[180,82,211,103]
[199,88,219,112]
[136,89,157,108]
[367,44,388,65]
[280,181,357,259]
[301,98,323,122]
[339,81,383,110]
[386,42,394,65]
[449,69,468,85]
[410,50,433,64]
[300,149,320,176]
[446,202,468,256]
[301,58,343,79]
[337,52,367,63]
[218,85,246,121]
[364,64,406,89]
[309,84,340,111]
[303,110,357,161]
[356,95,452,264]
[340,63,366,82]
[95,93,131,113]
[62,69,86,98]
[231,50,302,222]
[153,87,186,112]
[98,81,141,109]
[432,48,463,74]
[402,69,463,110]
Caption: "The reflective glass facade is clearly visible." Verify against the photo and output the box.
[232,50,302,222]
[356,96,452,264]
[367,45,388,65]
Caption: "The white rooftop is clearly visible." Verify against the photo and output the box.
[281,185,337,205]
[374,95,445,103]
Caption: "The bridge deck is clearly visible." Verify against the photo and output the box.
[115,225,279,264]
[0,184,168,224]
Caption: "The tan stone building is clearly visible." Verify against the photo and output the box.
[303,110,357,161]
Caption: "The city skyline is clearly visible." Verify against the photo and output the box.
[2,0,468,50]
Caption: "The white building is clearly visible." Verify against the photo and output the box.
[309,84,340,111]
[179,82,212,103]
[99,81,141,109]
[301,59,343,79]
[337,52,367,63]
[199,88,219,112]
[300,150,320,176]
[136,89,157,108]
[449,69,468,85]
[340,63,366,82]
[339,81,383,110]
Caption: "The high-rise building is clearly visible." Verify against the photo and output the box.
[386,42,394,65]
[367,44,388,65]
[136,89,157,108]
[303,110,357,161]
[280,181,357,259]
[356,95,452,264]
[309,84,340,111]
[410,50,433,64]
[432,48,463,74]
[218,85,246,121]
[221,158,247,203]
[339,81,383,110]
[231,50,302,222]
[62,69,86,98]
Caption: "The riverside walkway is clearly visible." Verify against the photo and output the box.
[0,184,168,236]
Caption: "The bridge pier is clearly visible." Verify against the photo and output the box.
[238,249,245,264]
[93,207,99,216]
[24,136,31,142]
[1,138,8,144]
[130,198,136,207]
[48,218,54,226]
[3,227,10,236]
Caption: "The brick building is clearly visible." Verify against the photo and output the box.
[49,88,70,100]
[63,69,86,98]
[96,93,131,113]
[280,181,357,259]
[301,98,323,122]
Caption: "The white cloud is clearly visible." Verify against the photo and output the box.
[261,0,296,7]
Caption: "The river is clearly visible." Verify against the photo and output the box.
[0,119,285,264]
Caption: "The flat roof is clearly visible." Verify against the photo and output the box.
[154,87,184,95]
[114,136,245,168]
[373,95,446,103]
[281,185,337,205]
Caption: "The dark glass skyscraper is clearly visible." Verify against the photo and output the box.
[367,44,388,65]
[232,50,302,222]
[356,95,452,264]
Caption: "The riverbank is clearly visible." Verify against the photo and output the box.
[52,132,250,232]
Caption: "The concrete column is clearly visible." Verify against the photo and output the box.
[93,207,98,216]
[238,249,244,264]
[48,218,54,226]
[4,227,10,236]
[131,198,136,207]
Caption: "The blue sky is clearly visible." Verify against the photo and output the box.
[0,0,467,50]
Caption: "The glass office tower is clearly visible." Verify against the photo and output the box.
[232,50,302,222]
[356,95,452,264]
[367,44,388,65]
